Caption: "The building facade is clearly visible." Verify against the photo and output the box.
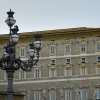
[0,27,100,100]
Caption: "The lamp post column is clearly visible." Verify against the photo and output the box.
[7,70,14,100]
[0,9,42,100]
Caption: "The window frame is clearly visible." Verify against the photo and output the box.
[64,88,72,100]
[97,56,100,63]
[66,58,71,64]
[64,67,72,77]
[49,45,56,56]
[20,46,26,57]
[96,41,100,52]
[79,88,88,100]
[34,67,41,79]
[80,66,87,76]
[96,88,100,100]
[80,41,87,54]
[32,90,41,100]
[64,44,71,56]
[49,89,56,100]
[81,57,86,63]
[49,68,56,78]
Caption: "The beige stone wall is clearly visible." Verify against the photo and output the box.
[0,28,100,100]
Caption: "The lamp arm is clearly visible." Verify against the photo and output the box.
[0,57,8,70]
[0,57,20,71]
[13,58,21,70]
[20,60,33,71]
[0,59,6,70]
[19,55,39,72]
[32,55,39,66]
[33,51,39,66]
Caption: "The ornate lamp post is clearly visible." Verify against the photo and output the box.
[0,9,41,100]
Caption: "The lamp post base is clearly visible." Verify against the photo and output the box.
[0,91,25,100]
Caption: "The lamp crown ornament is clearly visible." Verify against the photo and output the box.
[7,9,14,18]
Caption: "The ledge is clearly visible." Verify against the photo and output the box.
[0,91,25,96]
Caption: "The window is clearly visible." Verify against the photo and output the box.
[49,68,56,78]
[21,70,26,80]
[49,45,56,56]
[64,44,71,55]
[51,59,56,65]
[0,69,6,81]
[80,42,86,53]
[14,70,21,80]
[96,64,100,75]
[80,58,87,75]
[49,89,56,100]
[81,44,86,53]
[80,67,87,75]
[66,58,71,64]
[49,59,56,78]
[97,56,100,63]
[32,91,41,100]
[96,56,100,74]
[79,89,88,100]
[81,58,86,63]
[26,68,34,79]
[20,47,26,57]
[0,46,3,57]
[64,89,72,100]
[34,68,41,79]
[64,67,72,77]
[96,88,100,100]
[96,41,100,52]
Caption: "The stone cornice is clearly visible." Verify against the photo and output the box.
[0,27,100,41]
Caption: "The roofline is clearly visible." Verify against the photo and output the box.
[0,27,100,39]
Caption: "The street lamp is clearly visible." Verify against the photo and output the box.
[0,9,41,100]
